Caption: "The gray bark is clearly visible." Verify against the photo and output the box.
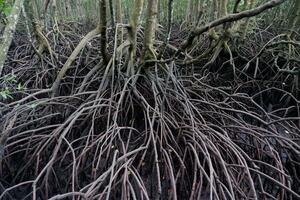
[0,0,24,77]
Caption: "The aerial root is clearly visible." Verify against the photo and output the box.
[1,64,300,199]
[1,22,300,199]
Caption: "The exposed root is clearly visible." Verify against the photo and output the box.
[1,20,300,199]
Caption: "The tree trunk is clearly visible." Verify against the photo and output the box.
[288,0,300,36]
[115,0,122,44]
[195,0,205,26]
[157,0,173,59]
[180,0,287,51]
[185,0,193,22]
[115,0,122,24]
[209,0,219,40]
[0,0,24,76]
[108,0,115,28]
[25,0,52,56]
[167,0,174,41]
[233,0,242,13]
[52,0,59,30]
[219,0,228,17]
[99,0,110,64]
[212,0,219,21]
[241,0,255,39]
[142,0,159,62]
[127,0,144,74]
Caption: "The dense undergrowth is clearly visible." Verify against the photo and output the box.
[0,18,300,200]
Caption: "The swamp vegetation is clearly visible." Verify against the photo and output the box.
[0,0,300,199]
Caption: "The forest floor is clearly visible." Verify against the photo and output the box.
[0,22,300,199]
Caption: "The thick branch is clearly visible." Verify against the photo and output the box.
[180,0,287,51]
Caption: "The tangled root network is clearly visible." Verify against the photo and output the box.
[1,34,300,200]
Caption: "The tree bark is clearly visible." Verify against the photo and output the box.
[212,0,219,21]
[185,0,193,22]
[108,0,115,28]
[219,0,228,17]
[99,0,110,64]
[288,0,300,35]
[0,0,24,77]
[167,0,174,41]
[241,0,255,39]
[233,0,242,13]
[115,0,122,24]
[52,0,59,30]
[51,27,100,96]
[127,0,144,74]
[180,0,287,51]
[142,0,159,62]
[25,0,53,56]
[115,0,122,43]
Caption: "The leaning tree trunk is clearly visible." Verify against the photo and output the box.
[0,0,24,77]
[142,0,159,62]
[0,13,5,34]
[25,0,53,57]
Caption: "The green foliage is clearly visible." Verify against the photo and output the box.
[0,87,12,99]
[0,73,25,100]
[3,73,17,83]
[0,0,12,17]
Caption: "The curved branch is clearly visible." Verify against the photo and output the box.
[51,27,100,96]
